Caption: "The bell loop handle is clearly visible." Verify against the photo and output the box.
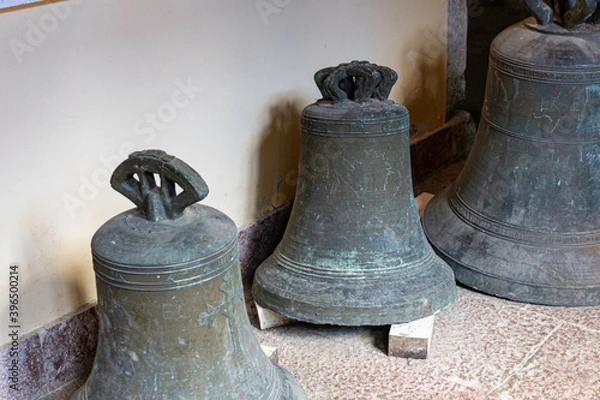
[314,60,398,103]
[522,0,599,29]
[110,149,209,222]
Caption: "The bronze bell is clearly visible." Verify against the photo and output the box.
[423,3,600,306]
[71,150,307,399]
[253,61,457,326]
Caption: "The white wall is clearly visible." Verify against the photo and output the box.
[0,0,448,347]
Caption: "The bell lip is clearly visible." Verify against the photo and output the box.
[72,362,307,400]
[252,253,457,326]
[272,363,309,400]
[422,187,600,306]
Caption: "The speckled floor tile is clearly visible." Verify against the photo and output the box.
[490,322,600,400]
[251,287,565,400]
[523,303,600,333]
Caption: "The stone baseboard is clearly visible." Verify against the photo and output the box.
[0,304,98,400]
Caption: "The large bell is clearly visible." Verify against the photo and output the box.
[422,4,600,306]
[72,150,306,399]
[253,61,457,326]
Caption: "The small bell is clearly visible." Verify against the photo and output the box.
[72,150,307,399]
[253,61,457,326]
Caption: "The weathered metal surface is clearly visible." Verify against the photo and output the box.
[252,61,456,326]
[71,150,307,400]
[422,8,600,305]
[523,0,600,28]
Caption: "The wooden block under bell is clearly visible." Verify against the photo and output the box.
[387,315,435,359]
[415,192,435,218]
[255,301,296,330]
[260,344,279,363]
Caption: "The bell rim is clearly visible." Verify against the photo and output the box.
[443,253,600,307]
[422,187,600,306]
[252,252,457,326]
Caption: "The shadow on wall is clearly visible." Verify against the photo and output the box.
[236,97,302,286]
[399,22,447,137]
[254,97,302,218]
[0,212,94,398]
[19,210,91,321]
[402,54,445,136]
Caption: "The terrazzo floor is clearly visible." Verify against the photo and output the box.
[41,162,600,399]
[249,286,600,400]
